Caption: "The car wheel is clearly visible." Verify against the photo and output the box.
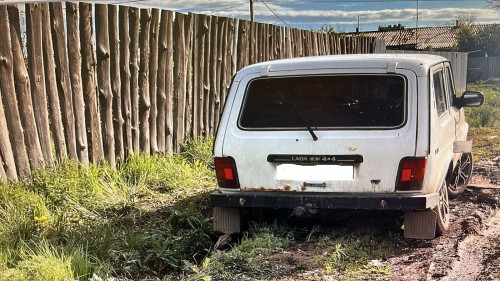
[435,180,450,235]
[447,152,473,199]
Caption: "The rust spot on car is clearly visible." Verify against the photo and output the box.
[301,186,307,191]
[347,147,358,152]
[240,186,296,192]
[283,184,291,191]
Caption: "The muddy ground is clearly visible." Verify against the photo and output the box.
[246,158,500,281]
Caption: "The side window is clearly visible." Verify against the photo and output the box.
[433,70,447,116]
[445,66,456,108]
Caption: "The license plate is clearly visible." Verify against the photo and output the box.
[275,164,353,181]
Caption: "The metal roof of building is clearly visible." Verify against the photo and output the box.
[349,25,492,50]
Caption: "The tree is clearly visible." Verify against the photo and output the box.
[454,15,500,56]
[487,0,500,11]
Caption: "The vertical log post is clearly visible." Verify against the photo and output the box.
[173,13,186,151]
[80,3,103,163]
[95,4,115,166]
[202,15,212,137]
[156,10,171,152]
[8,6,44,173]
[208,16,218,135]
[165,11,174,153]
[138,8,151,154]
[0,6,20,180]
[149,9,160,153]
[50,2,78,161]
[66,2,88,163]
[42,3,67,161]
[184,13,194,139]
[27,3,53,167]
[191,14,200,139]
[129,8,140,152]
[119,6,132,155]
[109,5,123,161]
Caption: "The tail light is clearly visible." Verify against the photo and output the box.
[214,157,240,189]
[396,157,426,191]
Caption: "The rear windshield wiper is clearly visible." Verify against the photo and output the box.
[285,100,319,141]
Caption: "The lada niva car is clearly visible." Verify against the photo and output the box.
[211,54,484,239]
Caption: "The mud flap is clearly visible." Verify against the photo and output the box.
[404,209,437,239]
[213,207,241,234]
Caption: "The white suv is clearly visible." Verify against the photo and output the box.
[211,54,483,239]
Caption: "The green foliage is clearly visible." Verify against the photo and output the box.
[466,78,500,128]
[0,138,217,280]
[183,223,293,280]
[455,19,500,56]
[180,136,215,167]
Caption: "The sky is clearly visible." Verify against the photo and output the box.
[101,0,498,32]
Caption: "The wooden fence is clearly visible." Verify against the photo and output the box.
[0,2,379,181]
[468,56,500,83]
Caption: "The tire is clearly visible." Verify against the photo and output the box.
[447,152,473,199]
[435,180,450,235]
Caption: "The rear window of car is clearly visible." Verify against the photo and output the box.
[239,74,406,129]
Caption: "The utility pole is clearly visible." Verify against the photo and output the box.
[250,0,254,22]
[416,0,419,45]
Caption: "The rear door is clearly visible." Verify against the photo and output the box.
[222,68,418,193]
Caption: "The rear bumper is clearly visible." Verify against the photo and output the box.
[211,191,438,211]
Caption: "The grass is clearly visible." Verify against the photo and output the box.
[466,78,500,160]
[0,137,216,280]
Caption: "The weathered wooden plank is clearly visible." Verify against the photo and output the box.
[214,17,226,133]
[184,13,194,139]
[156,10,171,152]
[129,7,140,152]
[173,13,186,151]
[66,2,88,163]
[208,16,218,136]
[237,20,249,70]
[50,2,77,161]
[202,15,212,136]
[0,6,21,180]
[149,9,160,153]
[249,21,257,64]
[96,4,115,166]
[223,18,236,104]
[42,3,67,161]
[119,6,132,156]
[219,17,230,108]
[165,11,174,152]
[80,3,103,163]
[191,14,200,138]
[7,5,44,174]
[109,5,123,161]
[27,3,53,167]
[138,8,151,154]
[194,14,208,138]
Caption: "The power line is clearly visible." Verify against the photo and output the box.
[259,0,291,27]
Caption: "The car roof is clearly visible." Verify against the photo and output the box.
[234,54,448,80]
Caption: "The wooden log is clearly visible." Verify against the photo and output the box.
[237,20,249,70]
[208,16,218,136]
[202,16,212,136]
[173,13,186,151]
[156,10,171,152]
[223,18,236,105]
[249,21,257,64]
[50,3,78,161]
[129,8,140,152]
[109,5,123,161]
[191,14,200,139]
[26,3,53,167]
[7,6,44,174]
[194,14,208,138]
[42,3,67,161]
[165,11,174,152]
[258,23,265,62]
[184,13,194,139]
[214,17,226,130]
[0,6,21,180]
[149,9,160,153]
[80,3,103,163]
[219,17,230,108]
[138,8,151,154]
[66,2,88,163]
[119,6,132,155]
[95,4,115,166]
